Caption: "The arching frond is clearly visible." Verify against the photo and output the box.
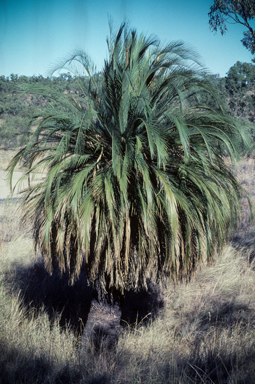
[8,23,252,298]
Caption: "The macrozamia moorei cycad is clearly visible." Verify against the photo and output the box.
[8,23,252,297]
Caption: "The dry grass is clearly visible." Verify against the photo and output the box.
[114,244,255,383]
[0,149,23,172]
[1,157,255,383]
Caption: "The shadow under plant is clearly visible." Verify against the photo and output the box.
[2,257,164,346]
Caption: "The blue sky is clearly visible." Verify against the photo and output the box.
[0,0,254,78]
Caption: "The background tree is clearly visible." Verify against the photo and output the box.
[222,61,255,121]
[8,24,251,301]
[225,61,255,93]
[209,0,255,60]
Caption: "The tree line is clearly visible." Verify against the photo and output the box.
[0,73,87,148]
[1,60,254,149]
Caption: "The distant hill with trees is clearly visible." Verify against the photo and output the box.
[0,62,254,149]
[0,73,86,148]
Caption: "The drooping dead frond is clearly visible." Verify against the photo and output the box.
[8,23,252,298]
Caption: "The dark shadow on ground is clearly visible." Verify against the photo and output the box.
[0,342,53,384]
[121,281,164,327]
[2,259,93,335]
[2,259,164,342]
[0,338,110,384]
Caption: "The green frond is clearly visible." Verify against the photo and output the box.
[8,22,252,298]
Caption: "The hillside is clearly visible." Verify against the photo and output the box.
[0,74,85,149]
[1,65,255,151]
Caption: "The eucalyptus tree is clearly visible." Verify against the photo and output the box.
[8,24,250,299]
[209,0,255,60]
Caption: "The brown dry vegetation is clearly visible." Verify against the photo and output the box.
[0,157,255,383]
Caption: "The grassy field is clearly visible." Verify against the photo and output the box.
[0,155,255,383]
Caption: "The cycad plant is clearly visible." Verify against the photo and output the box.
[8,24,250,298]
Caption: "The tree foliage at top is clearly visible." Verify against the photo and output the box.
[209,0,255,59]
[8,24,250,298]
